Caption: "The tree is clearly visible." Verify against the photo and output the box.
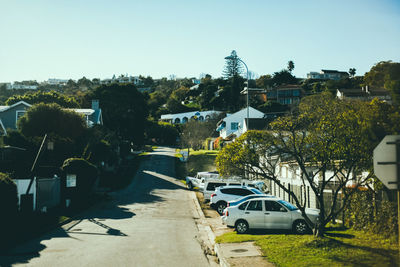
[87,83,148,147]
[18,103,86,139]
[256,74,273,88]
[364,61,400,106]
[215,92,400,236]
[271,70,297,86]
[222,50,244,79]
[145,121,179,146]
[77,76,93,88]
[349,68,356,77]
[180,115,223,150]
[6,90,80,108]
[287,60,295,73]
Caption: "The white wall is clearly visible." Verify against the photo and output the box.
[15,179,37,211]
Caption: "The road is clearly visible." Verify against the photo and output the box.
[0,147,210,267]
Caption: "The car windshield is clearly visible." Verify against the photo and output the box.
[250,188,263,194]
[278,200,298,211]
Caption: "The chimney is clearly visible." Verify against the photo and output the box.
[92,99,99,110]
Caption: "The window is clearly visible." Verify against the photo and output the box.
[247,200,262,211]
[206,182,226,191]
[236,188,253,196]
[238,202,248,210]
[265,201,286,212]
[221,188,235,195]
[231,122,238,131]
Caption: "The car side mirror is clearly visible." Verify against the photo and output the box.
[280,207,287,212]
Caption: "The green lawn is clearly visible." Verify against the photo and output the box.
[216,227,399,267]
[175,149,218,179]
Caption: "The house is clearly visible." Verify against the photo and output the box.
[266,84,303,105]
[336,86,391,103]
[100,75,143,86]
[47,79,69,86]
[71,100,103,127]
[216,107,264,140]
[160,110,222,124]
[0,101,32,135]
[307,70,349,80]
[0,100,103,135]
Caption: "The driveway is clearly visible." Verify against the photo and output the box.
[0,147,210,267]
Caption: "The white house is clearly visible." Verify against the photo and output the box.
[336,86,391,103]
[307,70,349,80]
[160,110,222,124]
[216,107,264,139]
[251,153,370,210]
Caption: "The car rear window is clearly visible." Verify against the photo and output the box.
[206,182,226,190]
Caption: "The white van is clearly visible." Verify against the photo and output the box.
[202,178,267,202]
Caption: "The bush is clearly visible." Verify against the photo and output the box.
[61,158,97,198]
[345,190,398,239]
[145,121,179,145]
[0,172,18,220]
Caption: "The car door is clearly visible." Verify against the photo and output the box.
[243,200,264,228]
[264,200,292,229]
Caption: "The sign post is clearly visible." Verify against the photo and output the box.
[373,135,400,250]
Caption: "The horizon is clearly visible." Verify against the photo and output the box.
[1,0,399,83]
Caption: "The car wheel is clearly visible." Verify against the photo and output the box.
[216,202,227,215]
[187,182,193,190]
[293,220,309,234]
[235,220,249,234]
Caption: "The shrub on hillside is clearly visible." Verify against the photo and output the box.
[61,158,98,198]
[345,189,398,239]
[0,172,18,219]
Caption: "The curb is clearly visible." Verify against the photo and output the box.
[191,191,230,267]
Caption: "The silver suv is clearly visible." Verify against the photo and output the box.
[210,185,263,215]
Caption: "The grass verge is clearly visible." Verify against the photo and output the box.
[216,227,399,267]
[175,149,218,180]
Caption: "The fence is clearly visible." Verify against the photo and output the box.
[36,176,61,212]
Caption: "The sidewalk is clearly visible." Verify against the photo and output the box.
[190,191,274,267]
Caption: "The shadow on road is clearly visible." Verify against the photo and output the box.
[0,147,182,267]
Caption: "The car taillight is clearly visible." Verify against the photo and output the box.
[211,193,216,198]
[224,210,229,216]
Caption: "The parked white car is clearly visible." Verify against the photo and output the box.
[203,179,267,202]
[222,197,319,234]
[185,171,219,190]
[210,185,264,214]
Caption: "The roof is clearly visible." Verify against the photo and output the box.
[338,87,390,97]
[272,84,302,90]
[0,101,31,113]
[71,109,95,116]
[321,70,348,75]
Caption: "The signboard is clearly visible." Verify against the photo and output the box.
[373,135,400,190]
[66,174,77,187]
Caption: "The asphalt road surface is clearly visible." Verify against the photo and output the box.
[0,147,210,267]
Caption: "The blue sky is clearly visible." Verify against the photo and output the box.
[1,0,399,82]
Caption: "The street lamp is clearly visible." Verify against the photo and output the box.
[224,55,249,131]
